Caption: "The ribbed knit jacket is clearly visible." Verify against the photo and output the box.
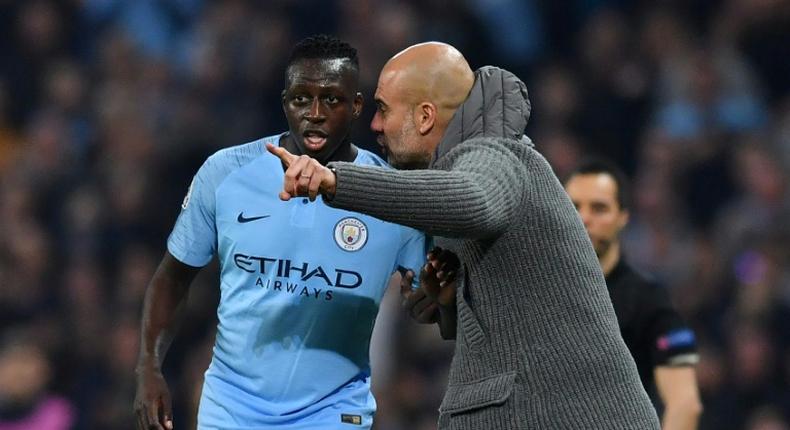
[327,67,660,429]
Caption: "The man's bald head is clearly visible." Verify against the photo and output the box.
[382,42,474,118]
[370,42,474,170]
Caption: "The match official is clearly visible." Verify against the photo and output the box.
[564,159,703,430]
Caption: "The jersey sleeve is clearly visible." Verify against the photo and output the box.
[643,286,699,367]
[394,228,430,290]
[167,158,218,267]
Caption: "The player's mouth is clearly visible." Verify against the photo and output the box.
[303,130,328,151]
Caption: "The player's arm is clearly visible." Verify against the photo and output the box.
[267,139,525,239]
[134,251,201,430]
[654,366,702,430]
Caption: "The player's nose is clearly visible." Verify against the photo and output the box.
[305,99,326,122]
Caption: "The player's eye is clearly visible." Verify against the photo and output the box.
[325,95,339,104]
[293,95,309,104]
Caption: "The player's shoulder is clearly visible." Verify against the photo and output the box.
[207,134,279,167]
[354,146,392,169]
[199,134,281,178]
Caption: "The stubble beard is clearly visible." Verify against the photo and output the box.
[388,118,431,170]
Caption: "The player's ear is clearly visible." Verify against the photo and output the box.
[416,102,436,135]
[353,92,363,118]
[618,209,630,230]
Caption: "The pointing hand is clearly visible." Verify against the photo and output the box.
[266,144,337,201]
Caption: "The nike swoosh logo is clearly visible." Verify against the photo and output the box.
[237,212,270,223]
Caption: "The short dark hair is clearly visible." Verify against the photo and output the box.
[286,34,359,71]
[564,158,631,211]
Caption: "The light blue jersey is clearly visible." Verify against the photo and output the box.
[167,134,427,430]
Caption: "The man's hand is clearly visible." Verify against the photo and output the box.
[400,247,460,323]
[134,367,174,430]
[422,247,459,307]
[266,144,336,201]
[400,270,440,323]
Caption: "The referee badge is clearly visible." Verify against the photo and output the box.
[334,217,368,252]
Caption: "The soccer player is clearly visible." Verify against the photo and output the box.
[564,159,702,430]
[133,35,427,430]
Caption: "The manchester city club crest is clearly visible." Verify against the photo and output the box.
[333,217,368,252]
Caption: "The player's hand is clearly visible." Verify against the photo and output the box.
[422,247,459,308]
[400,247,460,323]
[400,270,440,324]
[266,143,336,201]
[134,367,174,430]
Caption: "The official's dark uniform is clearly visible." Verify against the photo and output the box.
[606,257,699,391]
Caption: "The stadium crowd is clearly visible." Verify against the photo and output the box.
[0,1,789,429]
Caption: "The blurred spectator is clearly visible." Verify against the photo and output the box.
[0,332,75,430]
[746,406,790,430]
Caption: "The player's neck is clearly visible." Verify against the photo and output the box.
[322,140,358,164]
[600,242,621,278]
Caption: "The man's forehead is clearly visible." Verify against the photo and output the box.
[289,74,345,87]
[289,58,354,77]
[375,70,401,100]
[373,85,385,101]
[569,172,615,185]
[585,173,618,189]
[568,174,619,199]
[287,58,355,86]
[377,68,399,88]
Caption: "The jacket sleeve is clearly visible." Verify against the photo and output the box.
[326,138,527,239]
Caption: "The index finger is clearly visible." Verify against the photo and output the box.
[266,143,297,167]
